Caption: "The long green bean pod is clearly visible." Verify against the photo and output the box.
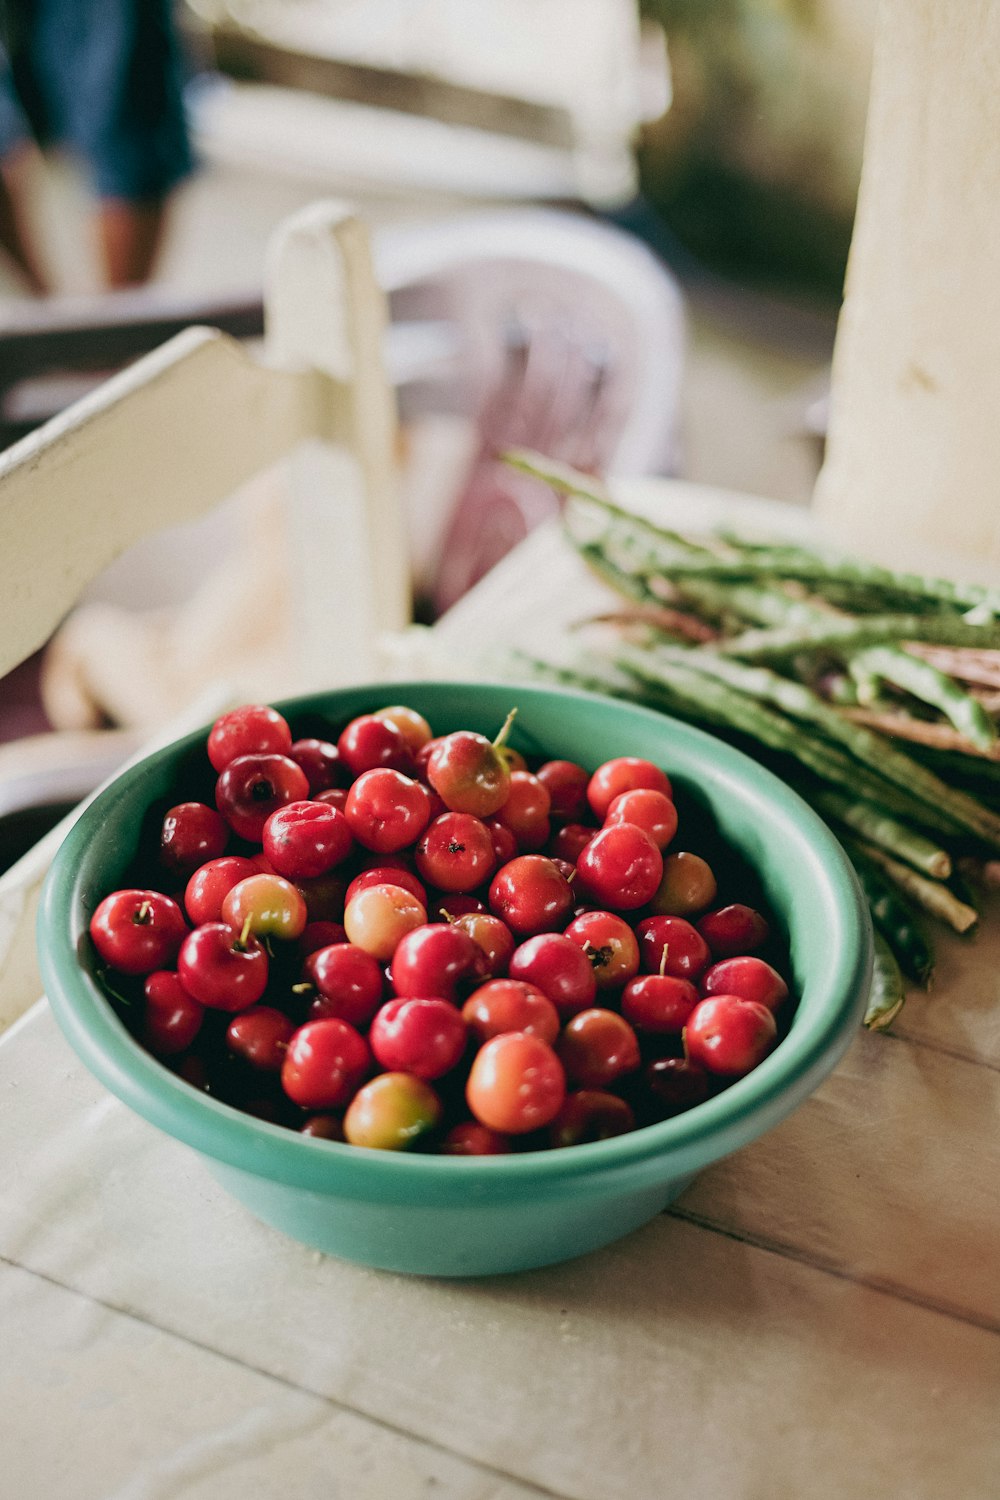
[812,790,952,879]
[856,842,979,934]
[864,934,907,1031]
[719,613,1000,661]
[848,646,998,752]
[844,847,935,986]
[643,644,1000,848]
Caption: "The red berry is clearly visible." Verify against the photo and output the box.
[576,824,663,910]
[90,889,187,976]
[556,1009,640,1088]
[344,768,431,853]
[494,771,551,851]
[415,812,496,893]
[462,978,560,1045]
[369,997,467,1079]
[488,855,574,936]
[635,915,711,981]
[389,922,484,1002]
[142,971,204,1056]
[549,1090,635,1147]
[697,904,770,959]
[536,759,590,822]
[684,995,777,1077]
[621,973,699,1034]
[263,800,353,880]
[587,756,672,820]
[184,856,259,925]
[604,788,678,851]
[563,910,640,990]
[288,737,343,793]
[466,1032,566,1134]
[306,942,384,1027]
[427,724,513,817]
[451,912,515,977]
[221,872,307,941]
[281,1018,371,1109]
[645,1057,712,1116]
[337,714,412,777]
[160,802,229,876]
[215,753,310,842]
[507,932,597,1016]
[177,922,268,1011]
[441,1121,512,1155]
[701,956,788,1011]
[226,1006,295,1070]
[207,704,293,772]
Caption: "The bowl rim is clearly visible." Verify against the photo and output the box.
[38,678,873,1195]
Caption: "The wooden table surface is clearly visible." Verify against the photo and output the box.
[4,482,999,1500]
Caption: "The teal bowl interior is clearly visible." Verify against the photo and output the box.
[38,680,872,1276]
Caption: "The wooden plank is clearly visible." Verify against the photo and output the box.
[2,1007,999,1500]
[1,1262,549,1500]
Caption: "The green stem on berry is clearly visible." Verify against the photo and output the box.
[492,707,518,750]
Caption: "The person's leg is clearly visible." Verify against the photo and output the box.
[95,195,167,288]
[0,141,47,292]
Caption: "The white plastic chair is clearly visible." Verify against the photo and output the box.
[0,201,410,1029]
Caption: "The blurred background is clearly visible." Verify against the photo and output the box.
[0,0,876,855]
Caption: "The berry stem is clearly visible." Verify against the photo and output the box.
[492,707,518,750]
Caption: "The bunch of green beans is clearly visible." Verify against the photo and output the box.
[504,452,1000,1028]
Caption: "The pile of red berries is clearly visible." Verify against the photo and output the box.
[87,701,791,1153]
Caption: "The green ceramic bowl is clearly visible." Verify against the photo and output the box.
[38,681,872,1277]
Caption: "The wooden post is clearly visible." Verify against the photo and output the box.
[813,0,1000,581]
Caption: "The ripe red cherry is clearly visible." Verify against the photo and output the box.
[184,856,259,924]
[494,771,551,851]
[389,922,484,1002]
[461,978,560,1045]
[262,800,353,880]
[604,788,678,851]
[548,822,597,864]
[507,932,597,1016]
[90,889,188,976]
[226,1006,295,1070]
[563,910,640,990]
[549,1090,635,1148]
[485,818,519,866]
[415,812,496,893]
[557,1009,641,1088]
[451,912,515,976]
[160,802,229,876]
[215,753,310,842]
[288,737,343,793]
[337,714,412,776]
[281,1018,372,1109]
[441,1121,512,1155]
[142,971,204,1056]
[621,973,700,1034]
[697,904,770,958]
[701,956,788,1011]
[466,1032,566,1134]
[177,921,268,1011]
[684,995,777,1076]
[587,756,672,820]
[536,759,590,822]
[488,855,574,936]
[636,915,711,981]
[306,942,384,1026]
[576,824,663,910]
[344,768,431,853]
[207,704,293,772]
[426,710,517,817]
[369,997,467,1079]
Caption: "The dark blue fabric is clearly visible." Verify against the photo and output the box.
[0,0,194,199]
